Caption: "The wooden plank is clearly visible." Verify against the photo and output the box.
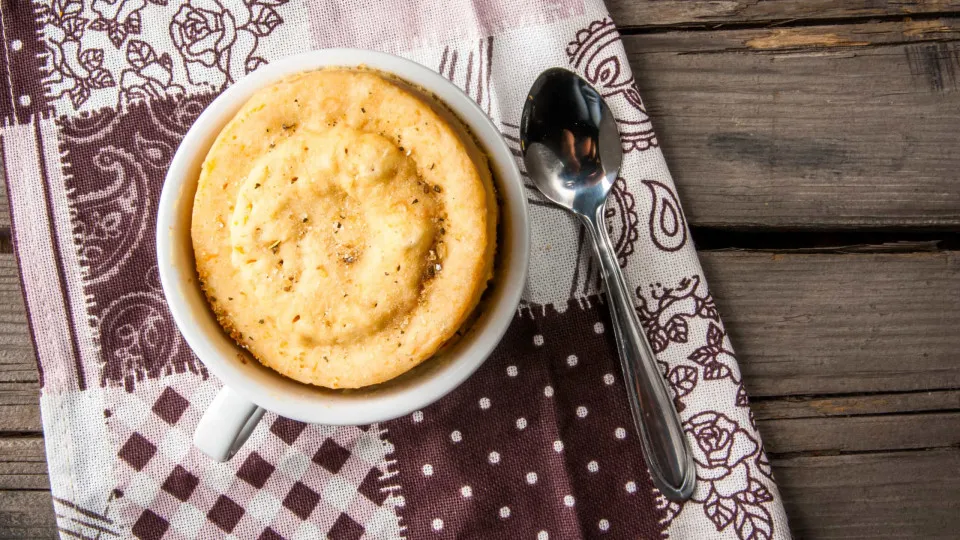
[626,18,960,52]
[0,428,956,538]
[0,250,35,384]
[753,389,960,419]
[0,250,957,432]
[608,0,960,29]
[15,395,960,492]
[7,409,957,494]
[624,20,960,228]
[3,404,952,491]
[753,384,960,459]
[0,436,54,539]
[760,411,960,454]
[0,251,47,536]
[0,437,46,491]
[0,490,56,539]
[0,449,955,540]
[0,255,40,434]
[773,449,960,539]
[0,385,40,433]
[1,24,960,233]
[0,169,8,235]
[701,250,960,396]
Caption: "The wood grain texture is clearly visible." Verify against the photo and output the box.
[773,449,960,539]
[760,411,960,454]
[752,389,960,419]
[0,256,40,434]
[0,250,957,431]
[0,450,955,540]
[700,250,960,396]
[2,256,953,537]
[1,413,957,537]
[0,172,9,237]
[0,250,956,536]
[2,24,960,233]
[0,385,40,433]
[608,0,960,28]
[0,254,34,384]
[624,20,960,228]
[0,490,56,539]
[0,437,46,491]
[4,411,958,491]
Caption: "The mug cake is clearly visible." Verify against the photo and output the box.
[191,69,498,389]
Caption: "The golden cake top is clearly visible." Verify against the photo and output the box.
[191,69,497,389]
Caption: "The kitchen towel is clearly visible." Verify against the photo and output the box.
[0,0,790,538]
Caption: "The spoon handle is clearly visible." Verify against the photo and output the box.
[582,203,696,501]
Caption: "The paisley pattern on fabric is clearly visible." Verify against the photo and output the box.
[566,17,658,153]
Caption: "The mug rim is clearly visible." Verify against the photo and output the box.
[156,48,530,425]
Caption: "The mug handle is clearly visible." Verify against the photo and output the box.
[194,386,265,461]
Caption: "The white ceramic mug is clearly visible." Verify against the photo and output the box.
[156,49,530,462]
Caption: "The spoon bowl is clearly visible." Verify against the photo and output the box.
[521,68,621,215]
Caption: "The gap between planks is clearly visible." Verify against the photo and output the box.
[607,0,960,30]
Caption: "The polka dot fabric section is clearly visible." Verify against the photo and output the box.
[386,298,666,539]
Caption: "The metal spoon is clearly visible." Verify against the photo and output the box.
[520,67,696,501]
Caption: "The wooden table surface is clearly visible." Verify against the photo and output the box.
[2,1,960,538]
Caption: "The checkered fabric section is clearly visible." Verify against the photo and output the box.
[108,379,401,539]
